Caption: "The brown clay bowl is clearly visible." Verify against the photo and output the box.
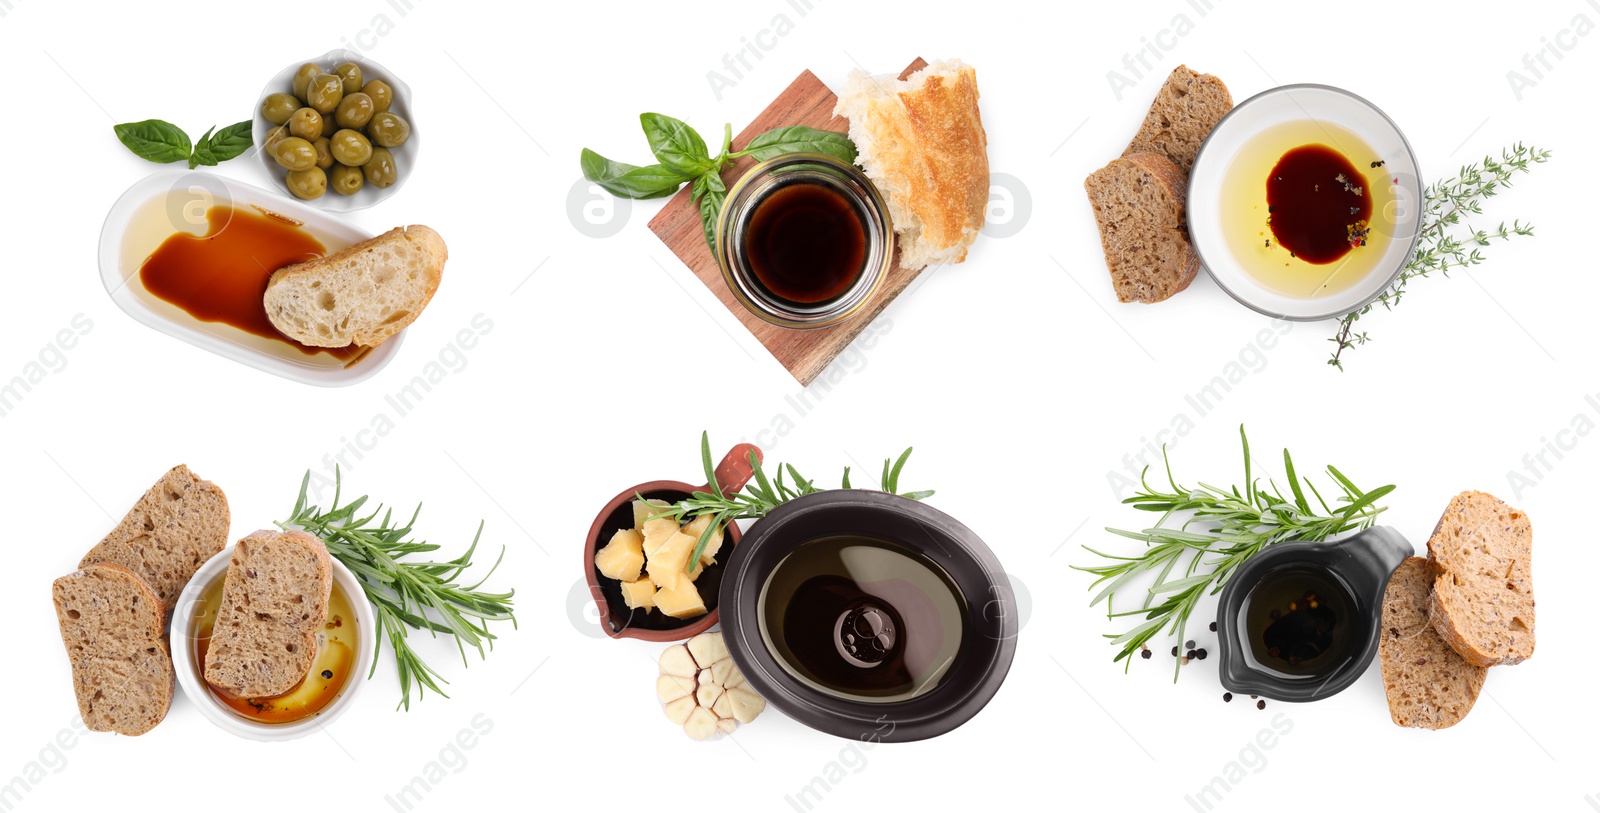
[584,443,763,641]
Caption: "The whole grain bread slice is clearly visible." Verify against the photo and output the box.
[1084,152,1200,303]
[203,530,333,698]
[264,225,446,348]
[1426,491,1535,666]
[53,563,175,735]
[1123,65,1234,174]
[1379,557,1487,729]
[79,464,229,623]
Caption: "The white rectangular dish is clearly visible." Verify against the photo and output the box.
[98,170,403,386]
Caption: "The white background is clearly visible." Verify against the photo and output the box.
[2,0,1597,810]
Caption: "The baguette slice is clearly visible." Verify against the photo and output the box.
[1123,65,1234,174]
[1084,152,1200,303]
[1379,558,1486,729]
[264,225,446,348]
[835,59,989,271]
[79,464,229,622]
[203,530,333,698]
[53,563,175,735]
[1427,491,1535,666]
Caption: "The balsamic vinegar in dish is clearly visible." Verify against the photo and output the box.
[1241,566,1357,677]
[743,179,868,306]
[757,535,966,702]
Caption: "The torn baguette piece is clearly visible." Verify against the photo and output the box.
[1379,558,1486,729]
[264,225,446,348]
[79,464,229,623]
[834,59,989,271]
[202,530,333,699]
[53,563,175,735]
[1123,65,1234,175]
[1426,491,1535,667]
[1084,151,1200,303]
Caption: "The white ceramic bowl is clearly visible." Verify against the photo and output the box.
[1189,84,1424,320]
[98,169,403,386]
[252,49,418,211]
[170,541,374,742]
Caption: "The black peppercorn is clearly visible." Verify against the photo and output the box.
[1256,700,1266,710]
[1184,640,1195,649]
[321,669,334,680]
[1208,621,1217,632]
[1171,646,1179,657]
[1223,692,1233,702]
[1140,649,1152,660]
[1195,649,1208,660]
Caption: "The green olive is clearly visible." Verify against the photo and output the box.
[292,63,323,102]
[313,137,334,170]
[260,93,299,126]
[361,80,393,113]
[334,93,375,130]
[368,112,411,148]
[330,164,365,196]
[330,129,372,166]
[262,125,290,156]
[363,147,398,188]
[273,136,318,172]
[334,62,364,95]
[306,74,344,115]
[288,107,323,140]
[286,167,328,200]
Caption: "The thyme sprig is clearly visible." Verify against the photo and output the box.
[1329,143,1551,369]
[279,471,516,710]
[646,433,934,569]
[1074,427,1394,679]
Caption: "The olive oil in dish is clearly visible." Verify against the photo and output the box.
[757,535,966,702]
[1218,119,1395,299]
[1241,566,1357,677]
[139,206,360,359]
[192,575,358,723]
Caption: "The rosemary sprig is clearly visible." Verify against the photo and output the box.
[278,471,516,710]
[1329,143,1551,369]
[1073,426,1394,680]
[646,433,935,569]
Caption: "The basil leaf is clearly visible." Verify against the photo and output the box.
[114,119,192,164]
[640,113,713,176]
[205,121,254,163]
[697,186,725,254]
[580,148,687,199]
[189,126,217,169]
[690,170,725,202]
[741,126,857,164]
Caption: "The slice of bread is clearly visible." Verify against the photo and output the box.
[1427,491,1535,666]
[835,59,989,271]
[264,225,446,348]
[203,530,333,698]
[1123,65,1234,175]
[79,464,229,622]
[1379,557,1487,730]
[53,563,175,736]
[1084,152,1200,303]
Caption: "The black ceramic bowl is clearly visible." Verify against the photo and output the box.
[719,490,1017,742]
[1214,526,1411,702]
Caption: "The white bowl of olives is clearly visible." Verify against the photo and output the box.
[253,49,417,211]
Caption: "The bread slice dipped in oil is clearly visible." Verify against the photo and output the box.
[203,530,333,699]
[1084,152,1200,303]
[78,464,229,624]
[835,59,989,271]
[1378,557,1487,729]
[1426,491,1535,666]
[53,563,175,736]
[264,224,446,348]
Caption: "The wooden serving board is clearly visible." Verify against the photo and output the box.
[648,59,928,387]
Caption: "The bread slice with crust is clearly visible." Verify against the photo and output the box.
[1426,491,1535,666]
[264,224,446,348]
[1084,152,1200,303]
[1379,557,1487,729]
[1123,65,1234,174]
[203,530,333,698]
[835,59,989,271]
[53,563,175,736]
[79,464,229,623]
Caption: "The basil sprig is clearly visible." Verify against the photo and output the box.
[114,119,252,169]
[581,113,857,251]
